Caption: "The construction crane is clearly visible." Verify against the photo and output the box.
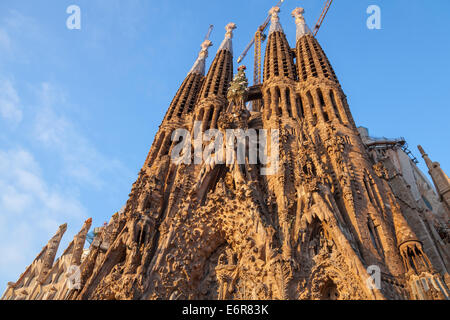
[238,0,334,85]
[237,0,285,86]
[313,0,334,36]
[204,24,214,41]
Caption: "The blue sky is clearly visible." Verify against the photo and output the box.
[0,0,449,293]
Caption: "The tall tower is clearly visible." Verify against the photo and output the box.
[145,37,213,169]
[69,24,239,300]
[4,7,449,301]
[418,145,450,216]
[195,23,235,132]
[288,7,448,299]
[2,224,67,300]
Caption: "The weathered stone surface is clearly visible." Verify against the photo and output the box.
[3,8,449,301]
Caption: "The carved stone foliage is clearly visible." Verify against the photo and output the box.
[4,10,449,302]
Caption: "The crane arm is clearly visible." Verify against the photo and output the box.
[237,38,255,64]
[204,24,214,41]
[313,0,333,36]
[237,0,285,64]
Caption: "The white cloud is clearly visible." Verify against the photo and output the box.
[0,148,87,288]
[0,78,22,124]
[0,80,130,292]
[0,28,11,51]
[32,82,130,189]
[0,9,132,294]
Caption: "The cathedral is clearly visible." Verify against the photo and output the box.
[2,7,449,300]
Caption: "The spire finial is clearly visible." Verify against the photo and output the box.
[189,39,213,75]
[218,22,236,52]
[269,6,283,35]
[418,145,426,157]
[418,145,434,169]
[292,7,312,40]
[225,22,236,39]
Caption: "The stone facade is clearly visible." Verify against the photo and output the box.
[3,7,449,300]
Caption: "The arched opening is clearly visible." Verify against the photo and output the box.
[213,54,224,95]
[266,89,272,120]
[186,77,201,114]
[273,35,279,77]
[206,106,214,129]
[279,35,290,78]
[316,88,329,122]
[304,39,317,77]
[176,78,194,117]
[204,58,218,98]
[364,171,383,212]
[302,162,317,177]
[306,91,317,126]
[285,88,292,117]
[296,94,304,119]
[275,87,282,116]
[329,90,342,123]
[297,43,308,81]
[198,165,228,206]
[197,108,205,122]
[137,228,147,247]
[160,137,172,157]
[367,217,383,256]
[407,247,419,274]
[363,176,375,205]
[149,132,166,164]
[321,280,339,300]
[308,218,327,257]
[223,55,232,96]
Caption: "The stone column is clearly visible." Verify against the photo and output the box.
[333,89,350,124]
[210,106,221,129]
[279,87,290,117]
[313,89,325,123]
[289,91,299,119]
[323,88,341,124]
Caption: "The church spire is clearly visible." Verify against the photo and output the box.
[218,22,236,53]
[263,7,296,81]
[37,223,67,283]
[70,218,92,266]
[419,145,438,171]
[191,23,236,132]
[418,145,450,214]
[292,7,312,40]
[268,6,284,35]
[198,23,235,101]
[189,40,213,76]
[163,37,212,123]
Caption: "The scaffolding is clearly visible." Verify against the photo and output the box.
[366,135,419,164]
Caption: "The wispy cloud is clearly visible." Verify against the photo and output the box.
[0,28,11,51]
[0,148,87,284]
[0,45,130,293]
[32,82,130,189]
[0,78,22,125]
[0,5,135,293]
[0,81,131,290]
[0,80,130,292]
